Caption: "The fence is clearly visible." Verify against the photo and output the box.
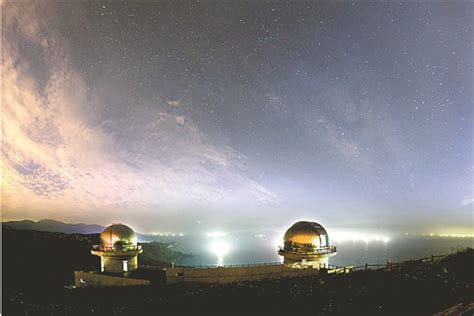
[141,253,452,279]
[349,253,449,272]
[175,261,284,269]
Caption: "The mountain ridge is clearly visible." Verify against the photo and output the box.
[2,218,166,242]
[3,218,107,234]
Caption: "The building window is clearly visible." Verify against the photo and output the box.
[320,235,327,247]
[123,260,128,272]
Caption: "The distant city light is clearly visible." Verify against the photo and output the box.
[206,232,227,238]
[331,231,391,244]
[150,232,184,237]
[407,232,473,238]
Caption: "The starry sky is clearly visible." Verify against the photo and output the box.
[3,1,472,234]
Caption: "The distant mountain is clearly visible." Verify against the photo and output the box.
[2,219,166,243]
[3,219,105,234]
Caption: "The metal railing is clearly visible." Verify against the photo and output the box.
[349,253,449,272]
[92,244,142,252]
[278,245,337,255]
[140,252,455,274]
[167,261,347,270]
[140,264,166,270]
[172,261,285,269]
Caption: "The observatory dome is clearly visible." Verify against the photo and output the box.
[99,223,137,250]
[283,221,329,248]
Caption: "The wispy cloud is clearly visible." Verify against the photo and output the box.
[2,2,276,220]
[460,197,473,207]
[167,100,182,107]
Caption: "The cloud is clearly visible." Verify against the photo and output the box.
[2,2,276,221]
[167,100,182,107]
[460,197,473,207]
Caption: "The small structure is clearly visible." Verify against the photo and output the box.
[75,223,150,287]
[278,221,337,268]
[91,223,143,273]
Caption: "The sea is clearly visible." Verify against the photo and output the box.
[146,231,474,268]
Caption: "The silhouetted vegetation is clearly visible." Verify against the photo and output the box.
[2,226,183,305]
[3,225,100,290]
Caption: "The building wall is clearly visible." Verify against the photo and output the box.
[101,255,138,273]
[74,271,150,287]
[165,264,321,284]
[283,256,329,267]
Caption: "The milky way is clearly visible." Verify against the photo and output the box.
[2,1,472,233]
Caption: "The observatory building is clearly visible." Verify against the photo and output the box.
[278,221,337,268]
[91,223,143,273]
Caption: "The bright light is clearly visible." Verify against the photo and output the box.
[408,232,473,238]
[210,240,230,256]
[331,231,391,244]
[206,232,227,238]
[370,235,381,241]
[210,240,230,266]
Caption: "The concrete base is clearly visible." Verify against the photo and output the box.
[283,256,330,268]
[100,255,138,273]
[91,248,142,273]
[165,264,321,284]
[74,271,150,288]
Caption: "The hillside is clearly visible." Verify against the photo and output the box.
[2,225,188,290]
[3,230,473,315]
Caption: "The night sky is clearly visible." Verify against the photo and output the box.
[3,1,472,234]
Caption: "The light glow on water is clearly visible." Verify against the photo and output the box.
[171,230,472,267]
[210,240,231,266]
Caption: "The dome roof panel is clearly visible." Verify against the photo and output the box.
[100,223,137,249]
[284,221,328,245]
